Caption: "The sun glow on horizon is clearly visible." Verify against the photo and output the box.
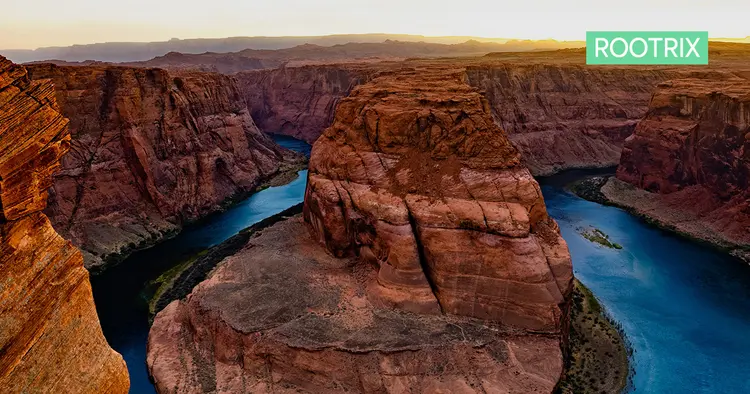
[2,0,749,49]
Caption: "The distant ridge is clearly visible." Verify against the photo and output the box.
[1,34,583,63]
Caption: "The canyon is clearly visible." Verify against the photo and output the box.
[147,64,574,393]
[0,56,129,392]
[235,45,749,176]
[24,63,304,269]
[239,59,682,175]
[3,38,750,393]
[21,43,750,180]
[602,78,750,262]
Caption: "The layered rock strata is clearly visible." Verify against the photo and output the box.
[464,65,686,175]
[238,56,745,176]
[0,56,129,393]
[25,63,303,268]
[236,65,370,143]
[304,65,573,330]
[238,61,677,174]
[148,65,573,393]
[611,78,750,261]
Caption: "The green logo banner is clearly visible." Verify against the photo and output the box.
[586,31,709,65]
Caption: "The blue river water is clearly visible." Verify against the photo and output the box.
[540,170,750,393]
[91,146,750,393]
[90,135,310,394]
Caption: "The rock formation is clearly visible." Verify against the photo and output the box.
[148,216,566,393]
[25,63,303,269]
[236,65,370,143]
[304,65,573,329]
[0,56,129,393]
[608,78,750,261]
[149,65,573,393]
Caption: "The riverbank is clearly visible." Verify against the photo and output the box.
[89,150,308,274]
[148,203,304,316]
[556,280,631,394]
[90,136,312,394]
[571,176,750,263]
[541,171,750,392]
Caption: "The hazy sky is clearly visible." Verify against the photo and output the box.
[2,0,748,49]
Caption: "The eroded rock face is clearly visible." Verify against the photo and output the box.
[464,65,685,175]
[236,65,369,143]
[304,65,573,332]
[613,78,750,260]
[26,63,302,268]
[148,216,565,393]
[0,56,129,393]
[237,58,743,176]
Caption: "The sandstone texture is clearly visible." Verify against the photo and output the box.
[148,65,573,393]
[237,43,750,175]
[0,56,129,393]
[25,63,303,268]
[237,65,370,143]
[304,65,573,330]
[148,216,565,394]
[612,78,750,261]
[465,65,682,175]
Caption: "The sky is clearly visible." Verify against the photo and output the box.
[2,0,749,49]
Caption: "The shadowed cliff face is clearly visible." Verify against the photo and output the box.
[26,64,301,269]
[0,56,129,393]
[236,65,370,143]
[464,65,686,175]
[613,79,750,259]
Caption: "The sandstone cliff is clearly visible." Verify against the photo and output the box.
[148,65,573,393]
[237,61,673,174]
[465,65,684,175]
[609,78,750,261]
[236,52,747,176]
[26,63,303,269]
[148,216,566,393]
[0,56,129,392]
[236,65,370,143]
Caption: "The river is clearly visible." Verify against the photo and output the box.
[91,155,750,393]
[90,135,310,394]
[540,169,750,393]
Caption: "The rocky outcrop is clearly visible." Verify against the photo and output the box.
[0,56,129,393]
[304,65,573,330]
[236,65,370,143]
[611,78,750,261]
[148,65,573,393]
[148,216,565,393]
[25,63,303,269]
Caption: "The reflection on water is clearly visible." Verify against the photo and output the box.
[540,171,750,394]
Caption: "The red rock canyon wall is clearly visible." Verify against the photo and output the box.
[612,78,750,260]
[0,56,129,393]
[26,63,301,268]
